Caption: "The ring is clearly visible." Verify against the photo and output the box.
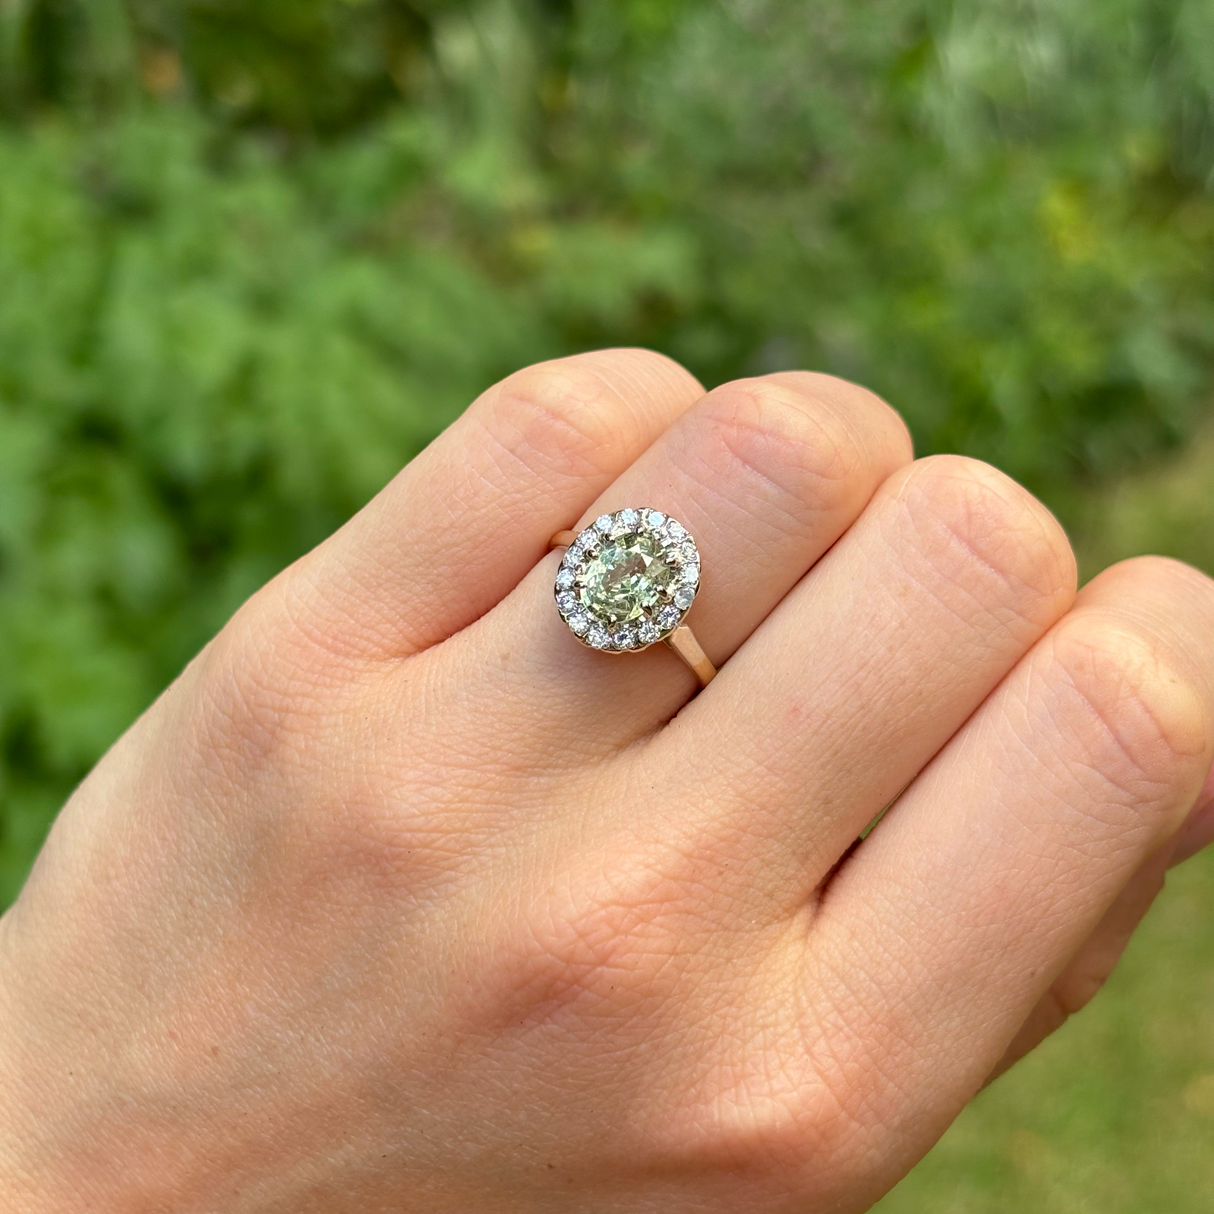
[549,508,717,688]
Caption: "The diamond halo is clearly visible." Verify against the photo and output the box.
[554,508,701,652]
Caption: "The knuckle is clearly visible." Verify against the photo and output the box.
[894,455,1076,621]
[1048,611,1213,796]
[688,377,886,521]
[1113,553,1210,587]
[765,371,913,459]
[1092,555,1214,636]
[488,351,687,479]
[584,345,703,402]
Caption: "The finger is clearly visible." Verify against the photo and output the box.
[445,372,913,745]
[649,455,1076,891]
[987,836,1175,1082]
[264,349,704,660]
[566,372,914,664]
[800,557,1214,1162]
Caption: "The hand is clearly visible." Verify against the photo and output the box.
[1,351,1211,1213]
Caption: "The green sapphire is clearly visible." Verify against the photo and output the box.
[579,532,676,624]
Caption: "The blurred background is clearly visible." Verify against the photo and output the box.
[1,0,1212,1208]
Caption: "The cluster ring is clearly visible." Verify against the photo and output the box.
[549,507,716,689]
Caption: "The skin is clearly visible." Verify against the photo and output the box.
[0,349,1212,1213]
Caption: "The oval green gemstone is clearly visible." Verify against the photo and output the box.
[579,533,675,623]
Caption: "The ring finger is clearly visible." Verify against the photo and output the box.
[443,372,914,749]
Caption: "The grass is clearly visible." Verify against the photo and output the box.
[874,846,1214,1213]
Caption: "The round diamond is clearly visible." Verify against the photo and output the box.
[618,507,640,531]
[594,514,614,534]
[568,611,590,635]
[613,625,638,650]
[644,510,666,531]
[638,618,659,645]
[555,590,577,614]
[673,584,696,610]
[681,562,699,585]
[579,532,678,624]
[586,623,612,649]
[656,604,681,630]
[555,567,575,590]
[665,519,687,543]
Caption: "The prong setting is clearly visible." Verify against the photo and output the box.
[553,508,701,651]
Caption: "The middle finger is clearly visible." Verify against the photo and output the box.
[652,455,1078,902]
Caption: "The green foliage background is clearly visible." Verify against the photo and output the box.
[1,2,1212,1208]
